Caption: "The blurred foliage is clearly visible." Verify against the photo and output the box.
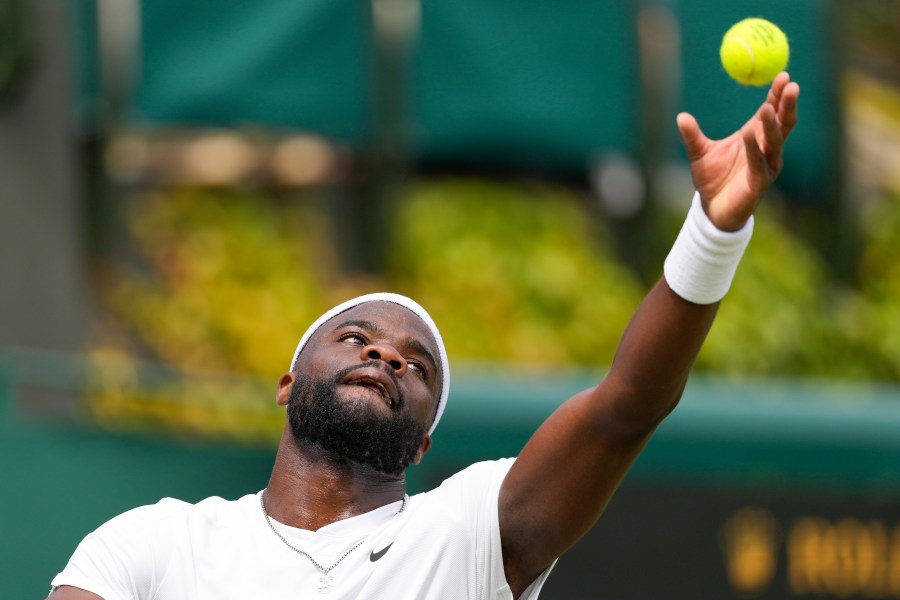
[102,189,339,378]
[700,203,869,379]
[85,347,283,443]
[385,180,644,367]
[97,182,646,375]
[855,189,900,379]
[86,177,900,442]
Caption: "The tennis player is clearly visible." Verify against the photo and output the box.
[49,73,799,599]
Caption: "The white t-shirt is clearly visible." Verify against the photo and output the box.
[52,458,555,599]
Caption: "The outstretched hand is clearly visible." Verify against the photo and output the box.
[677,72,800,232]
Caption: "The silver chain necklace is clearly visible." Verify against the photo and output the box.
[260,489,407,595]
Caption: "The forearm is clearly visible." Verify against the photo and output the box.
[604,279,718,430]
[605,193,753,429]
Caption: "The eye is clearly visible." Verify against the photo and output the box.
[339,332,367,345]
[407,360,427,379]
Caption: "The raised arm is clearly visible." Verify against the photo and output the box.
[498,73,800,597]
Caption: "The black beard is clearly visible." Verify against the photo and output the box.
[287,364,426,476]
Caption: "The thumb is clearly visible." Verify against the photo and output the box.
[676,112,708,162]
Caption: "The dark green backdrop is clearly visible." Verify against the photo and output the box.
[59,0,837,198]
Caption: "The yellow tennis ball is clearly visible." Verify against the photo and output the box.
[720,18,789,86]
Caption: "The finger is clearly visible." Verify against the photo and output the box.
[742,124,773,188]
[765,72,790,109]
[777,81,800,139]
[758,103,784,171]
[676,112,709,162]
[766,72,799,139]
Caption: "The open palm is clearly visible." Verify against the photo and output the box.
[677,72,800,232]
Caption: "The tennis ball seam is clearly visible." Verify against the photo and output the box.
[730,35,757,81]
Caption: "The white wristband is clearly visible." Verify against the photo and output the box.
[663,192,754,304]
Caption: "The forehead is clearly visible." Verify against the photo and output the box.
[313,302,439,353]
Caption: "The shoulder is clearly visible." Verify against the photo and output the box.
[96,492,259,539]
[186,492,261,522]
[438,458,517,489]
[413,458,516,513]
[97,497,190,534]
[52,493,262,598]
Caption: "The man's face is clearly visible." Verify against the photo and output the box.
[285,302,442,475]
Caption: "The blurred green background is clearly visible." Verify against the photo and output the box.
[3,0,900,598]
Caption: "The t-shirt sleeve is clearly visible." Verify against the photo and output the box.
[50,499,188,600]
[431,458,557,600]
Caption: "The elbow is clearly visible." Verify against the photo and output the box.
[598,377,687,438]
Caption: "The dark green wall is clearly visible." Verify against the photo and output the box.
[61,0,838,197]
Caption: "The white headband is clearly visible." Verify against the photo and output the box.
[289,293,450,436]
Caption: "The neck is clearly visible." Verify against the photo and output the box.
[265,426,407,531]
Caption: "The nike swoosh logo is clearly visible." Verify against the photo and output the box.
[369,542,393,562]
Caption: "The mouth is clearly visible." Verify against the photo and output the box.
[341,369,398,409]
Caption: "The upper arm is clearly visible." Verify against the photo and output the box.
[499,381,656,596]
[498,280,718,597]
[48,585,105,600]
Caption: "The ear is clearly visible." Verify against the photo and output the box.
[410,434,432,465]
[276,373,295,406]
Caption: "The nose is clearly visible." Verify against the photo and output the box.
[362,342,407,375]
